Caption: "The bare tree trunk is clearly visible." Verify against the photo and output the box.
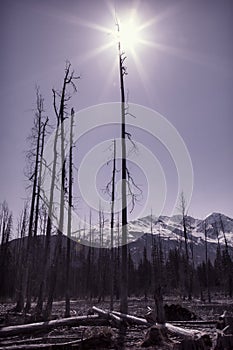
[45,63,79,319]
[25,89,43,313]
[117,24,128,315]
[204,222,211,303]
[98,204,103,302]
[179,192,191,300]
[65,108,74,317]
[0,202,12,299]
[110,140,116,310]
[15,205,28,312]
[34,117,48,237]
[151,214,165,324]
[36,95,59,317]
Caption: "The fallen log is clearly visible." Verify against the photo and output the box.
[111,310,151,326]
[0,339,85,350]
[0,335,82,347]
[0,337,45,346]
[169,320,217,325]
[165,322,203,338]
[0,314,108,338]
[111,310,204,338]
[92,306,123,327]
[0,335,110,350]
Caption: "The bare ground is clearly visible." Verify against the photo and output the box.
[0,296,232,349]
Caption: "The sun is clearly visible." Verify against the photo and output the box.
[113,18,142,51]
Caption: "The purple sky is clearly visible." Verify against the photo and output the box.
[0,0,233,223]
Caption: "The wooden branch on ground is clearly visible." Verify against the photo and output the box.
[0,338,87,350]
[169,320,217,325]
[111,310,152,326]
[111,309,204,338]
[92,306,123,327]
[165,323,203,338]
[0,328,113,350]
[0,315,109,338]
[0,335,81,347]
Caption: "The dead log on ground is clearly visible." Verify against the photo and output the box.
[111,310,151,326]
[0,327,114,350]
[92,306,123,327]
[165,322,203,338]
[0,315,108,338]
[169,320,217,325]
[112,309,204,338]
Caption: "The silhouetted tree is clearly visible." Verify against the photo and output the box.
[45,62,79,319]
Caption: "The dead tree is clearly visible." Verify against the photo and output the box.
[116,21,142,314]
[105,140,117,310]
[15,204,28,312]
[117,25,128,315]
[23,88,45,313]
[65,107,75,318]
[178,191,192,300]
[97,204,104,302]
[0,201,12,298]
[25,89,43,310]
[219,214,232,297]
[34,117,49,237]
[204,222,211,303]
[86,209,93,299]
[35,90,60,317]
[45,62,79,319]
[151,213,165,324]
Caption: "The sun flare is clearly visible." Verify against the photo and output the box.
[113,18,142,51]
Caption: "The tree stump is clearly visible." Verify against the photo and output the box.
[141,325,167,347]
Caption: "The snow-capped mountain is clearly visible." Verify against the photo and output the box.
[127,213,233,265]
[75,212,233,265]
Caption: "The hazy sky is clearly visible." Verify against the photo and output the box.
[0,0,233,223]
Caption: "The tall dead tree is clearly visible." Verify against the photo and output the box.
[45,62,79,319]
[24,88,44,313]
[108,140,116,310]
[65,107,75,318]
[35,90,60,317]
[116,20,128,315]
